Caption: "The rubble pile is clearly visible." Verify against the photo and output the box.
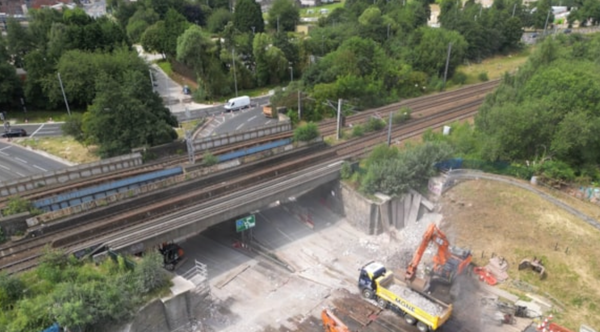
[388,284,445,316]
[386,213,443,268]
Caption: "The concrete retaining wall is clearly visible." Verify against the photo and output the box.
[0,212,29,237]
[109,276,211,332]
[192,121,292,151]
[0,153,143,198]
[328,182,434,235]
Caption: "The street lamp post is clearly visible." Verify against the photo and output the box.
[251,26,255,34]
[57,72,71,116]
[289,65,293,82]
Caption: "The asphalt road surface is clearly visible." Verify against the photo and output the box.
[0,142,69,183]
[11,123,64,138]
[211,103,277,136]
[174,95,272,123]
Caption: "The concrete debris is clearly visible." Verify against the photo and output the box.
[388,284,445,316]
[486,256,509,282]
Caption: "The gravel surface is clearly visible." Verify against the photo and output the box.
[388,284,445,316]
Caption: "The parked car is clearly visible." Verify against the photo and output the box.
[564,28,572,34]
[2,128,27,137]
[183,85,191,95]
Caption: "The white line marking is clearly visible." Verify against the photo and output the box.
[247,115,257,122]
[0,164,9,170]
[0,151,8,156]
[30,123,45,137]
[266,120,273,125]
[0,146,11,152]
[15,157,28,164]
[235,123,245,130]
[33,165,48,172]
[15,171,25,177]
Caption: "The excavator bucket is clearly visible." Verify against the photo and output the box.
[518,257,547,280]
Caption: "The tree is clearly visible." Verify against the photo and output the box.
[176,25,215,78]
[126,7,159,43]
[0,63,22,107]
[163,9,190,57]
[62,113,86,145]
[267,0,300,32]
[233,0,264,34]
[141,20,168,54]
[5,18,34,68]
[532,0,554,29]
[207,8,233,33]
[405,26,467,77]
[83,71,177,157]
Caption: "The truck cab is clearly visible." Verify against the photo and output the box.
[358,261,388,298]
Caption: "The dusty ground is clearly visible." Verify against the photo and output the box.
[189,193,534,332]
[440,179,600,330]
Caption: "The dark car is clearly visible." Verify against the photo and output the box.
[564,28,572,34]
[2,128,27,137]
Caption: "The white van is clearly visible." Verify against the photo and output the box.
[224,96,251,111]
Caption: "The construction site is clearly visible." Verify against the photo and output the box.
[150,169,599,332]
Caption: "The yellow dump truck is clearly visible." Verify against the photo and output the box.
[358,262,452,332]
[262,104,287,118]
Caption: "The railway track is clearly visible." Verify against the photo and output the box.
[0,81,499,208]
[62,99,483,265]
[0,81,497,274]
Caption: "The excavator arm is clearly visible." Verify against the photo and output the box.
[405,223,451,281]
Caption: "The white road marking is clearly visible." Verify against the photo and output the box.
[0,151,8,156]
[15,171,25,177]
[0,146,11,152]
[266,120,273,125]
[0,164,9,170]
[15,157,28,164]
[30,123,45,137]
[247,115,257,122]
[236,123,245,130]
[33,165,48,172]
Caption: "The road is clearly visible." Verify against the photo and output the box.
[0,142,69,183]
[11,123,64,137]
[203,102,277,137]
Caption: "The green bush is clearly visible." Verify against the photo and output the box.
[340,162,353,179]
[478,72,489,82]
[365,117,385,132]
[392,107,412,124]
[535,160,575,184]
[202,151,218,166]
[351,124,365,137]
[452,72,468,85]
[3,196,42,216]
[293,122,320,142]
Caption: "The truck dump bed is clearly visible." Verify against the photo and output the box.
[377,273,452,329]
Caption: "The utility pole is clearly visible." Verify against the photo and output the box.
[543,9,551,36]
[512,3,517,17]
[387,112,393,146]
[277,16,280,33]
[289,65,293,82]
[298,90,302,121]
[442,42,453,91]
[336,99,342,140]
[232,48,238,97]
[387,24,390,39]
[57,72,71,116]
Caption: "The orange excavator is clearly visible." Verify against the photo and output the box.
[322,309,351,332]
[405,223,472,288]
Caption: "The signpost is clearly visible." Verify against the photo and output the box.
[235,215,256,232]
